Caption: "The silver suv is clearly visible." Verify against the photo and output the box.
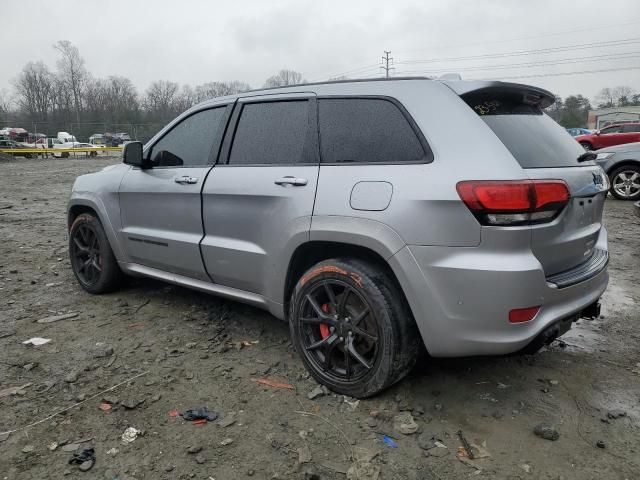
[68,78,609,397]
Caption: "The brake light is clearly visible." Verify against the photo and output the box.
[456,180,569,226]
[509,306,540,323]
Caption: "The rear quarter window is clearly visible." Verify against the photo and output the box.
[318,98,428,164]
[464,92,585,168]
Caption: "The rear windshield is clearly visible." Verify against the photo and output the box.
[463,92,586,168]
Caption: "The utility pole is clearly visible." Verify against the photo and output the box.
[381,51,394,78]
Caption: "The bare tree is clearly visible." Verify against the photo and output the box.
[612,86,634,107]
[596,88,615,108]
[12,62,54,121]
[194,81,251,103]
[53,40,87,124]
[144,80,180,119]
[263,69,305,88]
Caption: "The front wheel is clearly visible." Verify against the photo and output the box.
[610,165,640,200]
[289,258,421,398]
[69,213,122,293]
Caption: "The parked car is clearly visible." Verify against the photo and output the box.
[575,123,640,150]
[566,127,592,137]
[67,78,609,397]
[594,142,640,200]
[0,139,34,158]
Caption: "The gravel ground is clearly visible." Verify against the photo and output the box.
[1,155,639,480]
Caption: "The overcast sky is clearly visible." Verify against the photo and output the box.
[2,0,640,102]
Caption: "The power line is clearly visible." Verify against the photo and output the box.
[487,65,640,80]
[381,51,394,78]
[395,36,640,65]
[394,19,640,55]
[395,51,640,76]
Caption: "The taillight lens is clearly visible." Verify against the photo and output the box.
[509,306,540,323]
[456,180,570,226]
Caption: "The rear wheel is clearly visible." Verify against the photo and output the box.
[289,258,421,398]
[610,165,640,200]
[580,141,593,150]
[69,213,121,293]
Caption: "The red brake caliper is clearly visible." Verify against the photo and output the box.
[319,303,331,339]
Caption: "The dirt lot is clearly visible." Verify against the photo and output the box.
[0,155,638,480]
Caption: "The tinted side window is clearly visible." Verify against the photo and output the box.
[602,125,622,134]
[150,107,226,167]
[622,124,640,133]
[318,98,425,163]
[229,101,310,165]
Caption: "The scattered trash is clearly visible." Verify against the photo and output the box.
[607,410,627,419]
[307,385,327,400]
[182,407,219,422]
[0,432,11,442]
[533,423,560,441]
[519,463,533,474]
[98,403,113,412]
[346,461,380,480]
[92,343,114,358]
[393,412,418,435]
[220,438,234,446]
[382,435,398,448]
[22,337,51,346]
[22,444,35,454]
[457,430,475,459]
[434,441,448,449]
[218,412,236,427]
[36,312,78,324]
[298,445,312,463]
[0,383,32,399]
[121,427,141,444]
[62,443,81,452]
[252,378,295,390]
[168,409,180,417]
[106,447,119,455]
[48,442,58,451]
[496,382,510,389]
[596,440,606,449]
[121,399,145,410]
[68,447,95,472]
[343,396,360,410]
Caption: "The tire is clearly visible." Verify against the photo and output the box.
[289,258,421,398]
[62,152,69,158]
[69,213,122,294]
[609,165,640,200]
[580,142,593,150]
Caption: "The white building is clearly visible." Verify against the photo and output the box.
[587,106,640,129]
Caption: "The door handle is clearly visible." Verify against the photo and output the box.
[274,176,308,186]
[174,176,198,184]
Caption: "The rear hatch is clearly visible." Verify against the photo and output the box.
[451,82,609,276]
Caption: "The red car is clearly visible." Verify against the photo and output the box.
[576,123,640,150]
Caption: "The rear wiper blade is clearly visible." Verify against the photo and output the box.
[577,151,597,163]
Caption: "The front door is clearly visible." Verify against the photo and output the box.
[118,105,231,281]
[200,93,319,297]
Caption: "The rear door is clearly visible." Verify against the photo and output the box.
[596,125,624,148]
[118,105,231,281]
[200,93,319,295]
[621,123,640,144]
[461,87,609,276]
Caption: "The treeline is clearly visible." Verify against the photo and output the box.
[2,40,640,140]
[0,41,304,142]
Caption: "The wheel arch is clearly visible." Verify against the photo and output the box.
[67,198,125,261]
[605,159,640,176]
[283,240,413,324]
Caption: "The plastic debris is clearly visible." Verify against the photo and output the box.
[382,435,398,448]
[0,383,32,399]
[121,427,141,444]
[22,337,51,346]
[252,378,295,390]
[98,403,112,412]
[68,447,95,472]
[181,407,219,422]
[37,312,78,324]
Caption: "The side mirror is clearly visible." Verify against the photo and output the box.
[595,130,601,136]
[122,141,149,168]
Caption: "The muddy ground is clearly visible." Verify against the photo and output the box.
[0,155,638,480]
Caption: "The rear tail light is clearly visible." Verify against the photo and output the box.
[509,306,540,323]
[456,180,570,226]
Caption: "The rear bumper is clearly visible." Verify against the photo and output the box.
[390,227,609,357]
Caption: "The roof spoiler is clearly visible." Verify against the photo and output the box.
[441,80,555,109]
